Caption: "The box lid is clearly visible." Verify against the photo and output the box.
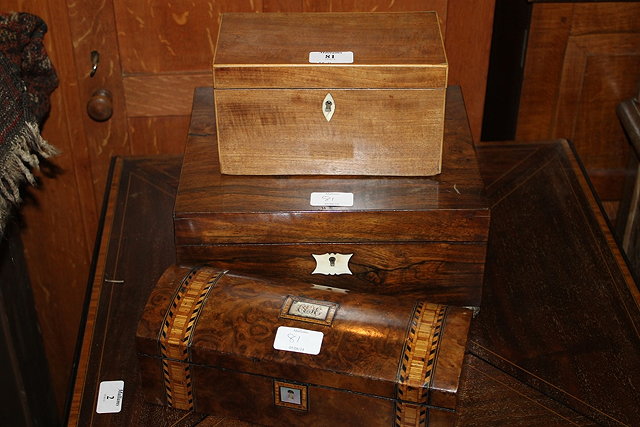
[213,12,447,89]
[136,265,471,410]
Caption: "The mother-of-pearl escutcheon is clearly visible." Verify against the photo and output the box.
[312,253,353,275]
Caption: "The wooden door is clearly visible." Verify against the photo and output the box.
[8,0,494,418]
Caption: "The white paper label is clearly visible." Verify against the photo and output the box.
[310,192,353,207]
[96,380,124,414]
[273,326,324,355]
[309,51,354,64]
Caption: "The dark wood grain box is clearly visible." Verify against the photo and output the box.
[213,12,447,176]
[174,87,489,307]
[136,265,471,426]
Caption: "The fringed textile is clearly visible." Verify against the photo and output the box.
[0,12,58,237]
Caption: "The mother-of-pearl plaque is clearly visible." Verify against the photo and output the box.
[312,253,352,275]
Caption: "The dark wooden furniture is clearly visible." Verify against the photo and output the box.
[175,87,488,306]
[0,220,58,426]
[67,88,640,426]
[473,140,640,426]
[616,86,640,278]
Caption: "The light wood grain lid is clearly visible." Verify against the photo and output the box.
[213,12,447,88]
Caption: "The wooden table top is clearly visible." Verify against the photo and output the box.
[66,88,640,426]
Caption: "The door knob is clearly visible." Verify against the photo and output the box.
[87,89,113,122]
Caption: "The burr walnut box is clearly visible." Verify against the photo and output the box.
[174,86,489,307]
[136,265,472,426]
[212,12,447,176]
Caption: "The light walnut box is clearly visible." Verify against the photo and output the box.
[212,12,448,176]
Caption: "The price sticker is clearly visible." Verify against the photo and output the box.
[309,51,354,64]
[95,380,124,414]
[310,192,354,207]
[273,326,324,355]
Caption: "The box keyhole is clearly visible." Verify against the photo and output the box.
[312,253,353,275]
[322,93,335,121]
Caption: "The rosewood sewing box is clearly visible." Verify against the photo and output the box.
[175,85,488,307]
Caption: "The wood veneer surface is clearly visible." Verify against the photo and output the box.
[473,140,640,426]
[67,157,182,426]
[137,265,469,425]
[213,12,447,89]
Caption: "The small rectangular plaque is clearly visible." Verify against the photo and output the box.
[280,296,338,325]
[309,51,354,64]
[274,381,308,411]
[310,192,354,207]
[273,326,324,355]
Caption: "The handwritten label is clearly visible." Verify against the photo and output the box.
[310,192,353,207]
[96,380,124,414]
[309,51,354,64]
[273,326,324,355]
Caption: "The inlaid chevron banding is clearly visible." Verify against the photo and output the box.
[158,267,224,410]
[395,302,447,427]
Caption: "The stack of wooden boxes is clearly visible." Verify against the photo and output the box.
[136,12,490,426]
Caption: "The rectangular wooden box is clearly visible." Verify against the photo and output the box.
[136,265,471,426]
[175,87,489,307]
[213,12,447,176]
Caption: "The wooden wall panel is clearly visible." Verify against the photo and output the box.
[113,0,262,74]
[516,3,573,141]
[324,0,447,34]
[328,0,446,13]
[517,3,640,210]
[123,73,212,117]
[302,0,331,11]
[128,116,192,156]
[555,35,640,170]
[571,3,640,35]
[265,0,305,11]
[445,0,495,144]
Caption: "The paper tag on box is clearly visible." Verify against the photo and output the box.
[95,380,124,414]
[273,326,324,355]
[309,51,354,64]
[310,192,354,207]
